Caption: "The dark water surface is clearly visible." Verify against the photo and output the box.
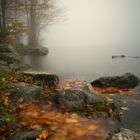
[109,88,140,133]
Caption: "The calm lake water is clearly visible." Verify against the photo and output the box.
[26,45,140,82]
[35,47,140,81]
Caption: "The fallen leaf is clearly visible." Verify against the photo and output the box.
[39,130,48,140]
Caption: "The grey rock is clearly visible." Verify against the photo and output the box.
[7,130,42,140]
[107,128,140,140]
[0,44,15,53]
[0,44,21,64]
[0,52,21,64]
[22,71,59,87]
[0,60,8,65]
[55,87,104,110]
[29,46,48,56]
[9,82,43,107]
[91,73,139,88]
[0,60,9,69]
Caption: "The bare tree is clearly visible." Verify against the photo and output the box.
[20,0,60,48]
[0,0,60,46]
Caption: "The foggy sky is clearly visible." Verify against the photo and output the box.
[42,0,140,54]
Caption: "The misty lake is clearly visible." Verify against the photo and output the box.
[27,45,140,82]
[23,0,140,81]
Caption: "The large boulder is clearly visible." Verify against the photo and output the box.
[22,71,59,87]
[9,82,43,107]
[107,128,140,140]
[8,130,42,140]
[55,87,104,110]
[91,73,139,89]
[0,44,21,64]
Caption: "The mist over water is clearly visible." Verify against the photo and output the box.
[30,0,140,81]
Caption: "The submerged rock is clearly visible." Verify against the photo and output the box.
[91,73,140,89]
[22,71,59,87]
[7,130,42,140]
[55,87,104,110]
[9,82,43,107]
[107,128,140,140]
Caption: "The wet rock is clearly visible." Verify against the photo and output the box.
[55,87,104,110]
[29,46,48,56]
[0,44,14,53]
[7,130,42,140]
[22,71,59,87]
[0,60,9,69]
[9,82,43,107]
[91,73,140,89]
[107,128,140,140]
[0,53,20,64]
[0,44,21,64]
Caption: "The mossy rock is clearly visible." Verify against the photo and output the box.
[22,71,59,87]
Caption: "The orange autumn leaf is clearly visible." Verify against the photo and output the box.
[93,86,131,94]
[39,130,48,140]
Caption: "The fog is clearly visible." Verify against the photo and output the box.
[34,0,140,80]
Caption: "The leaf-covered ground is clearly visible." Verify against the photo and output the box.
[0,69,140,140]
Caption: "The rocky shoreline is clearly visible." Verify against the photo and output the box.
[0,44,140,140]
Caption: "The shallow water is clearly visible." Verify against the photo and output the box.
[110,89,140,133]
[25,53,140,82]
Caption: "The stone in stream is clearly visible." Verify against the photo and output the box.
[91,73,140,89]
[22,71,59,87]
[107,128,140,140]
[7,130,43,140]
[9,82,43,107]
[55,87,104,110]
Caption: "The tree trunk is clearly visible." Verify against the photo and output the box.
[29,0,38,48]
[0,0,7,33]
[0,16,2,32]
